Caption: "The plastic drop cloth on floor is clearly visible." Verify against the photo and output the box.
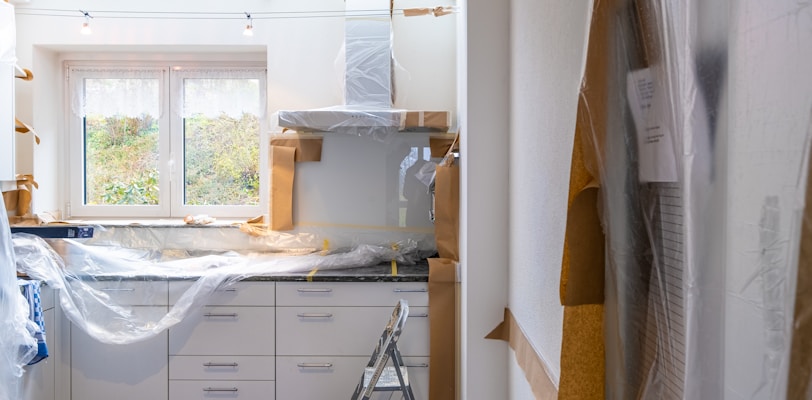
[13,226,430,346]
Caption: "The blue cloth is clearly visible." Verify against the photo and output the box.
[18,279,48,365]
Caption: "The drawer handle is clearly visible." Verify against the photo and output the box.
[101,288,135,292]
[216,288,238,292]
[297,363,333,368]
[297,313,333,318]
[203,362,239,367]
[406,363,429,368]
[297,288,333,293]
[409,313,429,318]
[393,288,427,293]
[204,312,238,318]
[203,387,238,392]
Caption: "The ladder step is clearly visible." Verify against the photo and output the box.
[364,366,410,389]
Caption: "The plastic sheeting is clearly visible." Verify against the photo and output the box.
[0,208,37,400]
[13,227,428,345]
[580,0,726,398]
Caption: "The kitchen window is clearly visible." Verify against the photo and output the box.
[66,63,267,219]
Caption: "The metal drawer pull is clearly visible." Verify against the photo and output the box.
[100,288,135,292]
[297,288,333,293]
[409,313,429,318]
[203,387,238,392]
[297,363,333,368]
[393,288,427,293]
[216,288,237,292]
[204,312,238,318]
[297,313,333,318]
[406,363,429,368]
[203,362,239,367]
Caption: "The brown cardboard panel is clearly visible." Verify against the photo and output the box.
[486,308,558,400]
[560,125,596,304]
[789,148,812,398]
[434,162,459,260]
[558,304,604,400]
[403,111,450,132]
[562,181,605,306]
[270,145,296,231]
[429,137,457,159]
[270,137,323,162]
[428,258,457,400]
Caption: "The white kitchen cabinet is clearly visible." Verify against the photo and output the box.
[21,301,55,400]
[70,282,169,400]
[1,62,15,183]
[168,281,275,400]
[275,281,429,400]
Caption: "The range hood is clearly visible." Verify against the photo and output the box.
[277,0,449,134]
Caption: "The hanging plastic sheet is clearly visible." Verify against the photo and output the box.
[578,0,727,398]
[0,207,37,400]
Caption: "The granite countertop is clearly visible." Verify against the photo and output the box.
[244,261,429,282]
[75,260,430,283]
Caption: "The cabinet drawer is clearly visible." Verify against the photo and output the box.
[169,281,275,306]
[40,285,55,310]
[169,356,275,381]
[276,282,428,307]
[276,356,428,400]
[170,380,274,400]
[169,306,275,355]
[276,306,429,356]
[84,280,168,305]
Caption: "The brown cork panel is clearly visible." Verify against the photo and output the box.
[559,304,605,400]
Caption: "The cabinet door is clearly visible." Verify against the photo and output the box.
[276,356,428,400]
[169,306,275,356]
[169,380,274,400]
[276,306,429,356]
[71,306,168,400]
[21,309,55,400]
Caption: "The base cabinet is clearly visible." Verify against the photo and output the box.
[70,306,168,400]
[56,280,429,400]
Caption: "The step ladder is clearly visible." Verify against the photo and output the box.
[351,299,415,400]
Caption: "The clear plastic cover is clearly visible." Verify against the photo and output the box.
[583,0,726,398]
[13,226,429,345]
[0,208,37,400]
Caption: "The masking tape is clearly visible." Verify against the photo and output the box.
[307,268,319,282]
[486,308,558,400]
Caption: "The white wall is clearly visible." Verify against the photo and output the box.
[725,2,812,399]
[508,0,592,385]
[459,0,510,398]
[12,0,457,230]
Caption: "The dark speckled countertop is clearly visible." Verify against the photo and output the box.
[244,261,429,282]
[82,261,429,282]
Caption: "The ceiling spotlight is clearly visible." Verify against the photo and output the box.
[80,10,92,35]
[243,12,254,37]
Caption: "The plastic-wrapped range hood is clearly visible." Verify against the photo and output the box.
[278,0,449,133]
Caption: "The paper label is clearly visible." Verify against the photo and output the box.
[627,67,679,182]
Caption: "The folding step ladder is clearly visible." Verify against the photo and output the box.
[351,299,415,400]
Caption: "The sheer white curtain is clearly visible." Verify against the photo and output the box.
[69,67,165,118]
[171,68,267,119]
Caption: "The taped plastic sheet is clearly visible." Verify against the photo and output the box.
[578,0,726,398]
[0,207,37,400]
[13,229,429,345]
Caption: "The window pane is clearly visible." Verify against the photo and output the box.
[83,78,160,205]
[183,79,260,206]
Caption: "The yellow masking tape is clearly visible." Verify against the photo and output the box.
[307,268,319,282]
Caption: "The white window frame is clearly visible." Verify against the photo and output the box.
[66,61,267,219]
